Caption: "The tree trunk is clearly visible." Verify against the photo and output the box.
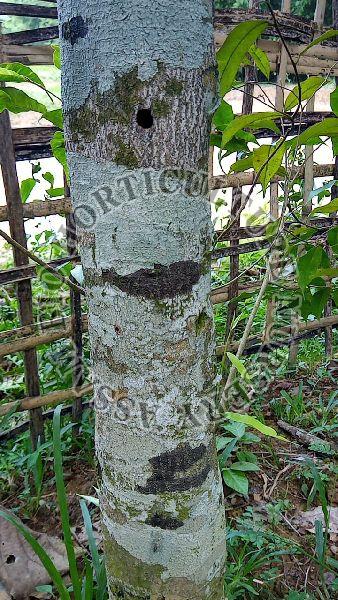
[58,1,226,598]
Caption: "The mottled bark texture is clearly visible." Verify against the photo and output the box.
[58,1,226,598]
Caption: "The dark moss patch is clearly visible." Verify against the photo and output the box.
[85,261,201,299]
[114,138,139,169]
[146,511,184,530]
[137,443,212,494]
[66,68,143,143]
[165,78,184,97]
[152,99,171,118]
[62,15,88,46]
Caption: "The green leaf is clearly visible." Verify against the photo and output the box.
[0,510,70,600]
[248,44,270,79]
[328,226,338,254]
[213,100,234,130]
[226,352,251,382]
[80,500,105,593]
[330,87,338,116]
[224,412,287,440]
[315,520,325,563]
[42,171,55,187]
[53,406,82,597]
[252,142,285,193]
[297,246,330,290]
[266,218,281,238]
[44,108,63,129]
[52,44,61,69]
[222,469,249,495]
[0,67,29,84]
[51,131,69,181]
[230,155,253,173]
[333,136,338,156]
[216,436,236,451]
[217,20,269,95]
[230,461,260,472]
[0,87,47,115]
[311,197,338,215]
[0,62,45,87]
[210,133,222,148]
[222,421,246,438]
[285,76,326,111]
[46,187,65,198]
[291,118,338,147]
[299,29,338,55]
[221,111,281,148]
[315,267,338,278]
[219,438,238,467]
[20,178,36,203]
[301,287,331,320]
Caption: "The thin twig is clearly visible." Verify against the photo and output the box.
[0,228,85,296]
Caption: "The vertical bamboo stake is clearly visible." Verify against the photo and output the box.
[264,0,290,344]
[325,0,338,359]
[288,0,326,365]
[225,0,256,339]
[0,30,44,448]
[65,175,84,430]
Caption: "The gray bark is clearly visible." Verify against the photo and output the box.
[57,1,226,598]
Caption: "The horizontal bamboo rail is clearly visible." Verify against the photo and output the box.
[0,255,77,286]
[1,282,336,357]
[0,384,93,417]
[10,115,333,163]
[0,315,88,358]
[0,198,72,222]
[214,9,325,44]
[2,43,54,66]
[216,314,338,357]
[3,26,59,45]
[0,2,57,18]
[0,315,74,342]
[1,314,336,418]
[211,163,335,191]
[0,165,334,223]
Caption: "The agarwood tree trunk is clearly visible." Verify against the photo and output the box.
[58,1,226,597]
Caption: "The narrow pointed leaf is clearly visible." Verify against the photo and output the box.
[0,62,45,87]
[252,142,285,193]
[291,118,338,147]
[0,510,70,600]
[52,44,61,69]
[0,87,47,115]
[217,20,268,95]
[224,412,286,440]
[230,154,253,173]
[285,76,326,111]
[20,178,37,203]
[221,111,281,147]
[249,44,270,80]
[44,108,63,129]
[299,29,338,55]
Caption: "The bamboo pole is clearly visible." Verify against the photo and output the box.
[264,0,290,345]
[289,0,327,366]
[0,384,93,417]
[1,314,337,419]
[0,29,44,448]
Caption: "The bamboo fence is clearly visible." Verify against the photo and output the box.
[0,1,337,443]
